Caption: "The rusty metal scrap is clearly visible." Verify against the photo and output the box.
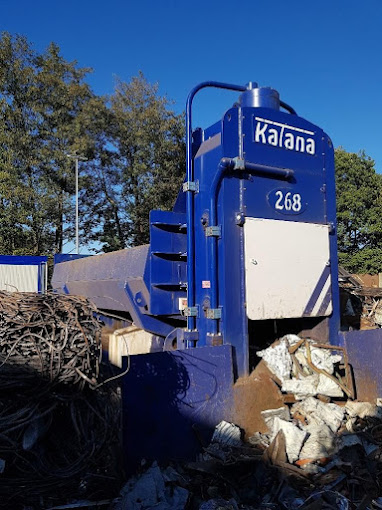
[0,291,102,389]
[299,340,355,400]
[338,267,382,329]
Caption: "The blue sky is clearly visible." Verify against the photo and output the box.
[1,0,382,171]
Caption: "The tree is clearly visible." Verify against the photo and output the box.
[109,72,185,247]
[335,148,382,273]
[0,34,186,255]
[80,72,185,251]
[0,32,102,255]
[0,33,53,254]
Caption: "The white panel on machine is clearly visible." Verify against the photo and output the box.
[244,218,332,320]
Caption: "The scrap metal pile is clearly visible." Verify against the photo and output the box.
[0,292,123,509]
[339,267,382,330]
[0,291,102,388]
[115,335,382,510]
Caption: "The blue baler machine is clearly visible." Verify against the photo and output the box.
[52,81,382,468]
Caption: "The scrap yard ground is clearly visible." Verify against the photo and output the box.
[2,289,382,509]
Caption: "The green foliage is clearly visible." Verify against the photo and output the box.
[109,72,185,246]
[80,72,185,250]
[335,148,382,273]
[0,32,186,255]
[0,32,98,255]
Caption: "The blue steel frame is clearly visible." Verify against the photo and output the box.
[52,81,341,380]
[185,82,247,334]
[51,83,344,468]
[185,85,340,377]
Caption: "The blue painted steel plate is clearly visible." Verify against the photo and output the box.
[121,344,234,472]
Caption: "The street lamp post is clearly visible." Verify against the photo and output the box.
[67,153,87,254]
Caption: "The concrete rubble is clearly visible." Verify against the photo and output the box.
[117,336,382,509]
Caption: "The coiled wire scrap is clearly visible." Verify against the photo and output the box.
[0,291,123,508]
[0,291,102,389]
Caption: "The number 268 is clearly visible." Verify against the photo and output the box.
[275,191,302,212]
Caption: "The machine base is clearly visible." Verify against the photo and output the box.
[121,345,234,472]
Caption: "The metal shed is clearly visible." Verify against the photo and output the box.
[0,255,48,293]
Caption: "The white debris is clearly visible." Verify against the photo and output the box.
[212,421,242,446]
[292,397,345,433]
[293,351,311,376]
[291,398,342,462]
[299,422,336,461]
[258,336,346,400]
[257,340,292,382]
[271,417,307,463]
[261,407,290,433]
[282,334,302,346]
[282,375,318,399]
[254,335,382,477]
[316,373,344,398]
[282,373,344,399]
[311,347,342,373]
[294,345,341,376]
[345,401,382,419]
[257,337,345,399]
[117,462,189,510]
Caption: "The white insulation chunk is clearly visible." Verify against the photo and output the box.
[345,401,382,419]
[299,423,335,461]
[261,407,290,433]
[257,340,292,382]
[282,373,343,399]
[270,418,307,463]
[292,397,345,433]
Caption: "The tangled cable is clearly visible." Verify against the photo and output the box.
[0,363,123,508]
[0,291,102,389]
[0,291,124,508]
